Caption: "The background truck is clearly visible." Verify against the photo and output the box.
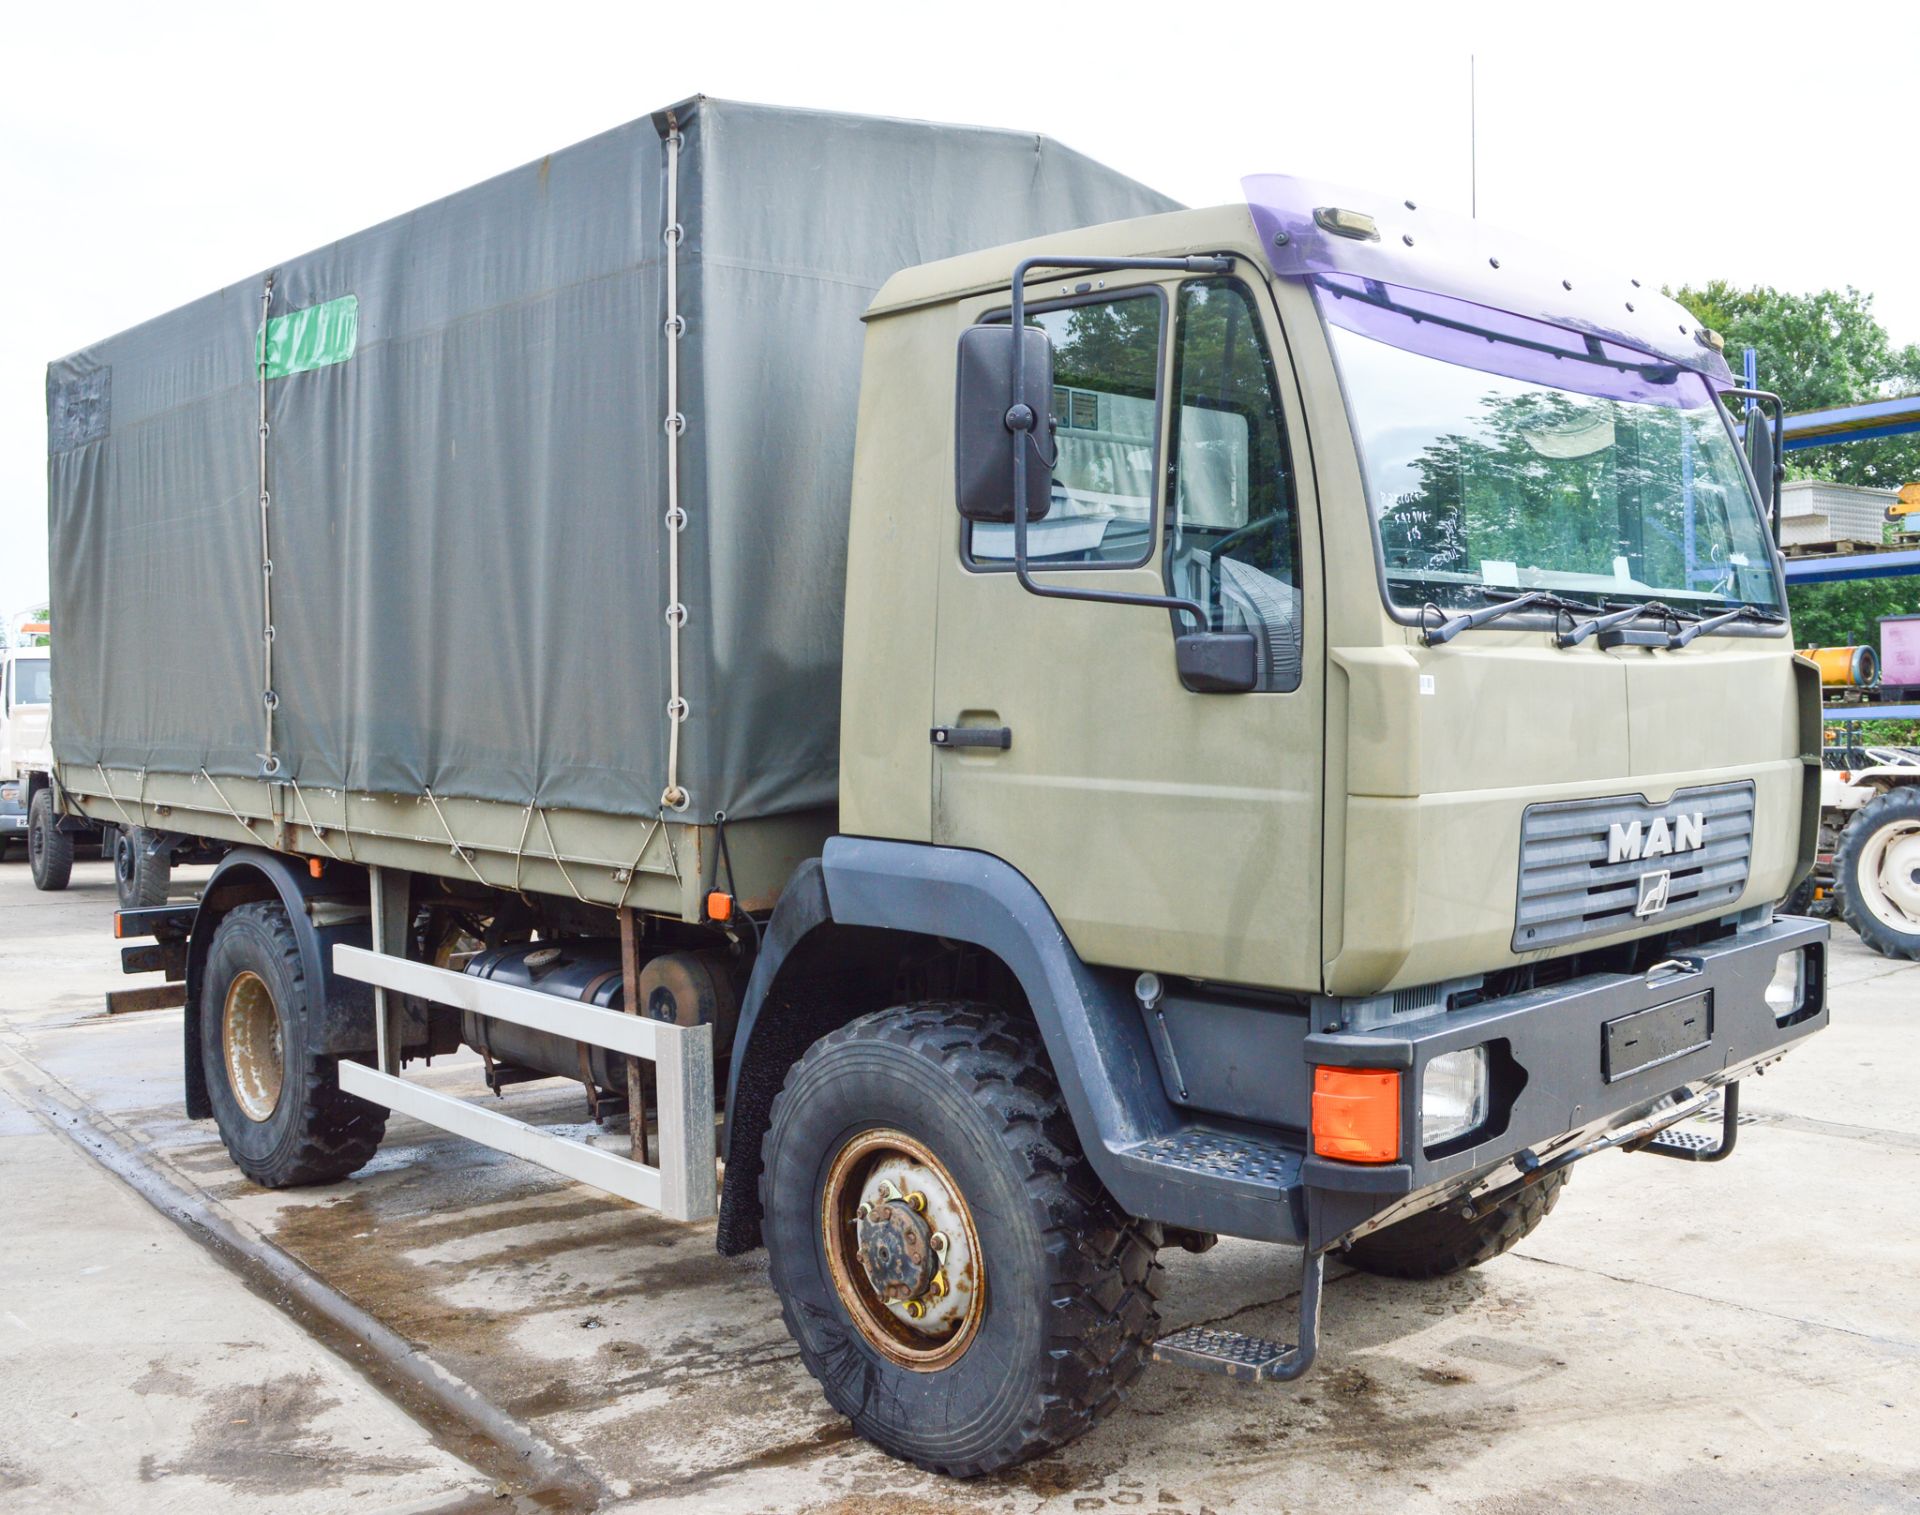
[1,617,218,900]
[0,620,109,885]
[47,97,1829,1476]
[1,630,52,864]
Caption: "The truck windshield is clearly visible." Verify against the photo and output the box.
[14,659,49,706]
[1318,276,1781,615]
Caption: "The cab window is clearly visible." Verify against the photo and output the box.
[968,290,1163,568]
[1165,279,1303,692]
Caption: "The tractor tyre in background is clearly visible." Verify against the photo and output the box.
[1836,786,1920,960]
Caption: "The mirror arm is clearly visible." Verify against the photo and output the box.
[1008,253,1234,629]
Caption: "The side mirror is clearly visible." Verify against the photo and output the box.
[1176,630,1258,693]
[954,323,1053,523]
[1745,413,1776,517]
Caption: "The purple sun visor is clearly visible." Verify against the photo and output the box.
[1243,173,1732,388]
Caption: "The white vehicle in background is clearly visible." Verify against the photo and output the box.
[1817,743,1920,958]
[4,612,224,900]
[1,639,52,865]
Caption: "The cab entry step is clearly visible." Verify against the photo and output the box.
[1151,1248,1325,1385]
[1152,1326,1300,1383]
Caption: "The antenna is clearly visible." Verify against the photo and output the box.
[1470,55,1478,219]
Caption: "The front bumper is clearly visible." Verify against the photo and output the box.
[1299,914,1827,1247]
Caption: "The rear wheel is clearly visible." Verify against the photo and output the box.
[27,789,72,891]
[1837,786,1920,960]
[1343,1170,1568,1280]
[199,901,387,1186]
[761,1003,1161,1476]
[113,826,173,908]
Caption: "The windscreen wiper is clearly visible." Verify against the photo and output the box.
[1559,598,1691,649]
[1420,588,1601,646]
[1666,602,1786,648]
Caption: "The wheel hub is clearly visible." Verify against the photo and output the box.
[223,970,285,1123]
[1858,819,1920,931]
[855,1189,938,1303]
[822,1131,982,1370]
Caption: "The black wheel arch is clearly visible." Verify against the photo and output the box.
[718,839,1184,1256]
[184,848,376,1119]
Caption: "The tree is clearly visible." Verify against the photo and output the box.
[1669,281,1920,489]
[1670,283,1920,741]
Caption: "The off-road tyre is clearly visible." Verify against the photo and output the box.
[27,789,72,891]
[200,901,387,1187]
[1343,1169,1569,1280]
[113,826,173,909]
[761,1002,1162,1477]
[1836,786,1920,960]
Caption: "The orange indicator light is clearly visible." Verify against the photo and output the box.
[1311,1067,1402,1163]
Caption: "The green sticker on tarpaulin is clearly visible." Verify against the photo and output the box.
[257,295,358,379]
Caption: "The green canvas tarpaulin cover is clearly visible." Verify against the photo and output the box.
[46,98,1178,822]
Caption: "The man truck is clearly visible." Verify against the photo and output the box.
[46,98,1827,1476]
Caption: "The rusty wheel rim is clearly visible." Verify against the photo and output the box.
[821,1127,984,1372]
[222,970,284,1123]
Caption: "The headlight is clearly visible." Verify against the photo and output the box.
[1422,1046,1489,1150]
[1765,950,1806,1023]
[0,783,16,803]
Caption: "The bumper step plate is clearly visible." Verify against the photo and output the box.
[1153,1327,1299,1383]
[1638,1082,1739,1163]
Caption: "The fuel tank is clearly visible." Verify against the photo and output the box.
[461,940,739,1090]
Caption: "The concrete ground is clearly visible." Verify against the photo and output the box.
[0,855,1915,1514]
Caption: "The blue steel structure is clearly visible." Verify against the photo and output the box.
[1755,356,1920,722]
[1780,394,1920,453]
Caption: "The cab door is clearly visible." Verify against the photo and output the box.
[930,266,1325,992]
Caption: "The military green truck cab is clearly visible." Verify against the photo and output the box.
[770,178,1826,1431]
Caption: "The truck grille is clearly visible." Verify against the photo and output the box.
[1514,782,1755,952]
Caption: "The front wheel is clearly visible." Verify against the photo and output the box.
[27,789,72,891]
[1836,786,1920,959]
[200,901,387,1186]
[761,1003,1161,1477]
[1343,1169,1568,1280]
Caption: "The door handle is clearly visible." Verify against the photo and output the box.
[930,725,1011,750]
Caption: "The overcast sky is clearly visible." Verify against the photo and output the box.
[6,0,1918,615]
